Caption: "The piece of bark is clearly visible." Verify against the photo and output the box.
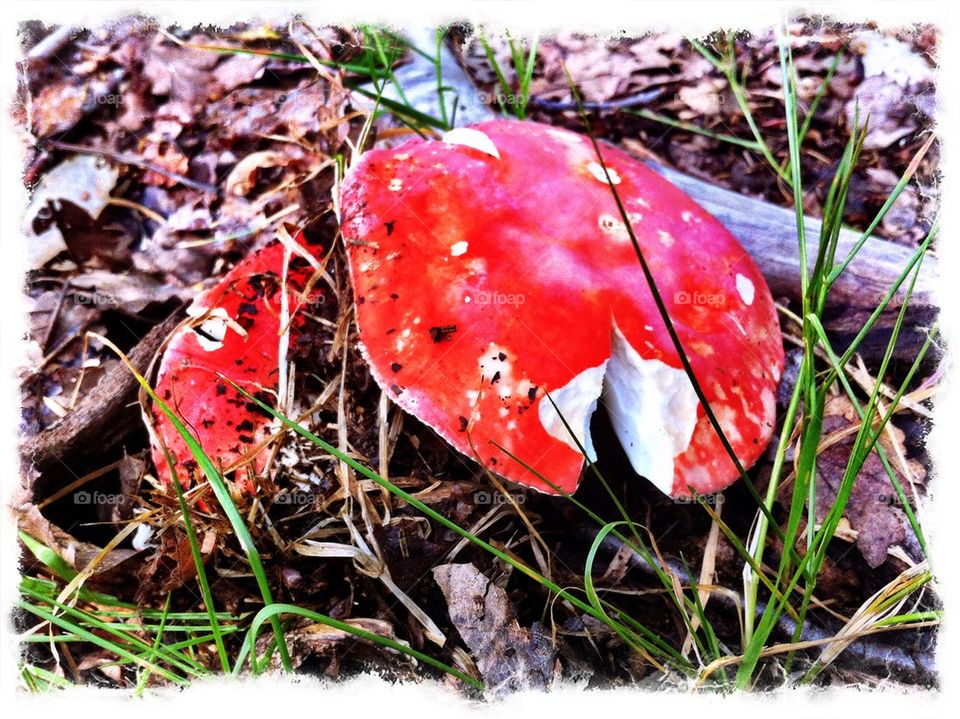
[397,38,938,361]
[21,313,182,494]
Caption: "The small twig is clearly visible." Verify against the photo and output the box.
[26,26,78,62]
[38,321,89,371]
[40,140,219,195]
[107,196,166,224]
[527,88,663,111]
[40,281,70,354]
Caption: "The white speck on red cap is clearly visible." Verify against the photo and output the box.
[736,273,756,305]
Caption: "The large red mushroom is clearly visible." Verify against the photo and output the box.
[338,119,784,497]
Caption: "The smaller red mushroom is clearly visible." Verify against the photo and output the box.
[148,237,318,493]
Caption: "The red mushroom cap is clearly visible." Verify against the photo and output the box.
[339,119,783,497]
[149,238,317,493]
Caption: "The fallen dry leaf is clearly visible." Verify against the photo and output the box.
[22,154,119,268]
[141,139,191,187]
[678,79,727,117]
[812,395,926,568]
[142,35,222,108]
[225,150,292,197]
[214,53,268,93]
[433,562,556,694]
[69,269,192,311]
[137,527,218,599]
[30,82,88,138]
[14,478,139,581]
[848,76,919,150]
[256,617,403,671]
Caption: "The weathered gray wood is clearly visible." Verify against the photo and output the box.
[392,35,938,360]
[650,162,937,357]
[366,28,494,127]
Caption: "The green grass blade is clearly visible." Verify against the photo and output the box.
[583,522,675,667]
[690,35,790,184]
[219,378,683,667]
[91,333,292,672]
[161,443,232,672]
[19,531,79,582]
[626,108,763,150]
[565,69,802,565]
[20,662,74,691]
[827,134,937,287]
[17,600,190,685]
[235,603,482,689]
[796,50,842,149]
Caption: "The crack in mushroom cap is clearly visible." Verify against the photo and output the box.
[339,119,784,497]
